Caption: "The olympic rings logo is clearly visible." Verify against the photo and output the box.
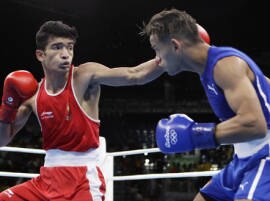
[164,128,178,148]
[169,129,178,145]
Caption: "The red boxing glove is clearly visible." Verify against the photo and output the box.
[197,24,210,44]
[0,70,38,123]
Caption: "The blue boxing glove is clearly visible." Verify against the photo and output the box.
[156,114,218,153]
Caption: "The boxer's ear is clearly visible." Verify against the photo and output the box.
[171,38,182,53]
[35,49,45,62]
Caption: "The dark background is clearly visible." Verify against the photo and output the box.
[1,0,270,79]
[0,1,269,200]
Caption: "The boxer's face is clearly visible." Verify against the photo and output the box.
[36,36,74,72]
[150,34,183,76]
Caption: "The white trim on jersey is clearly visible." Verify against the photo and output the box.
[256,76,270,113]
[44,78,68,96]
[35,81,43,131]
[86,167,104,201]
[247,158,266,199]
[70,66,100,123]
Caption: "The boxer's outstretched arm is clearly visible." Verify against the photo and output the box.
[77,59,164,87]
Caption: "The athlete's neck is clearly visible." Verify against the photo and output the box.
[184,43,210,75]
[44,70,69,94]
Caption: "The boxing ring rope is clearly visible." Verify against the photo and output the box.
[0,146,218,178]
[0,139,219,201]
[0,147,218,178]
[0,146,45,154]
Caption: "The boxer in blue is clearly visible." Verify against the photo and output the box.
[142,8,270,201]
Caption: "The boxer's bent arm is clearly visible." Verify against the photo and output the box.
[77,59,164,87]
[0,104,32,146]
[214,57,267,144]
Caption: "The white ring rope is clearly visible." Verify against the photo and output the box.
[106,148,160,157]
[0,146,160,156]
[0,171,39,178]
[0,146,219,179]
[0,146,45,154]
[113,171,219,181]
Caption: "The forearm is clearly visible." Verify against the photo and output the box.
[215,115,267,144]
[0,123,13,146]
[0,107,32,147]
[132,59,164,85]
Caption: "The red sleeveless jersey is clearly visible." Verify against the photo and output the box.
[36,66,100,151]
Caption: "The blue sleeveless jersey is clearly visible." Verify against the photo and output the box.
[200,46,270,127]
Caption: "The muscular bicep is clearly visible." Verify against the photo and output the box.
[223,76,259,116]
[76,62,132,87]
[77,60,162,87]
[214,57,267,143]
[93,65,136,86]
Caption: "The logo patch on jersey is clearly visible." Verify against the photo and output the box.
[4,189,14,198]
[41,111,54,119]
[207,83,218,95]
[65,103,72,121]
[239,181,249,190]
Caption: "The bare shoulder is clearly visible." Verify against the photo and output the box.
[74,62,109,85]
[22,81,43,113]
[72,63,103,96]
[75,62,106,75]
[214,56,249,88]
[20,92,37,116]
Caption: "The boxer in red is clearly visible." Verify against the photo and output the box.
[0,20,164,201]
